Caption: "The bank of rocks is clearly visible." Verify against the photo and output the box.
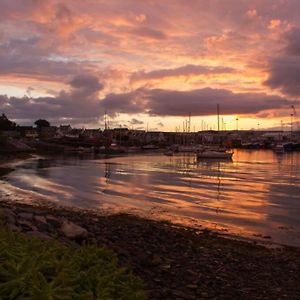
[0,206,90,244]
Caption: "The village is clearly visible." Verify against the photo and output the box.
[1,113,300,156]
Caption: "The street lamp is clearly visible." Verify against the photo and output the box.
[236,117,239,131]
[291,113,294,137]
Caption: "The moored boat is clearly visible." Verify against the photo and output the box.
[197,150,233,159]
[142,144,159,150]
[164,149,174,156]
[274,144,285,154]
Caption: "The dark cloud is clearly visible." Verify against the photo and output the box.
[101,87,291,117]
[101,88,146,116]
[0,37,94,81]
[0,73,104,123]
[265,56,300,97]
[285,27,300,56]
[131,64,235,82]
[69,74,104,94]
[129,26,167,40]
[265,27,300,97]
[129,118,144,125]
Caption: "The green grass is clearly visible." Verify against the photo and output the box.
[0,227,146,300]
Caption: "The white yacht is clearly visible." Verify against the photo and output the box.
[197,149,233,159]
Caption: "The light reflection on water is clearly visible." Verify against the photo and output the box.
[1,149,300,246]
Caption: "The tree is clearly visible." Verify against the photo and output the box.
[0,113,16,130]
[34,119,50,128]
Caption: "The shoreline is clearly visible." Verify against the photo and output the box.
[1,199,300,299]
[0,152,297,249]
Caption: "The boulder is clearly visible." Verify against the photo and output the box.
[18,212,33,221]
[0,208,16,225]
[34,215,47,224]
[34,215,48,231]
[60,220,88,239]
[46,215,61,227]
[26,231,53,241]
[8,224,21,232]
[18,219,37,231]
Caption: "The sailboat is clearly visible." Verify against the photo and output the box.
[197,104,233,160]
[197,150,233,159]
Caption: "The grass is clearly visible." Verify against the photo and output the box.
[0,227,146,300]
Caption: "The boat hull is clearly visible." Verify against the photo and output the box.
[197,151,233,159]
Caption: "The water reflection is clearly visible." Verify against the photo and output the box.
[1,150,300,246]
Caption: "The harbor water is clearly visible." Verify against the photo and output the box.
[1,149,300,246]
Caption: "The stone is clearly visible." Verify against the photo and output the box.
[152,254,163,266]
[18,220,37,231]
[46,215,61,227]
[26,231,53,240]
[34,215,47,224]
[0,208,16,225]
[60,220,88,239]
[18,212,33,221]
[8,224,21,232]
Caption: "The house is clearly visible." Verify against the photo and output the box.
[56,125,72,137]
[40,126,57,140]
[2,130,21,138]
[81,129,102,139]
[61,128,83,139]
[144,131,165,144]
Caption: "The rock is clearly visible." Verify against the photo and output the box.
[34,215,48,228]
[34,215,49,231]
[8,224,21,232]
[34,215,47,224]
[151,254,163,266]
[46,215,61,227]
[18,212,33,221]
[187,284,198,290]
[26,231,53,240]
[0,208,16,225]
[18,220,37,231]
[60,220,88,239]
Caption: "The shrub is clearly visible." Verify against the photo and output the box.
[0,227,146,300]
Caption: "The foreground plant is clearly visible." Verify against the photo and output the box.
[0,227,146,300]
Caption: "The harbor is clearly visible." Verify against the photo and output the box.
[2,1,300,297]
[1,149,300,247]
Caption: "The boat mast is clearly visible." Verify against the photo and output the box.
[104,111,108,130]
[217,104,220,133]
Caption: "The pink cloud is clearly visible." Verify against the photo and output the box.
[1,0,300,126]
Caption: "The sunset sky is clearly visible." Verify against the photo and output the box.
[0,0,300,131]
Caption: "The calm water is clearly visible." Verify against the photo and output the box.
[1,150,300,246]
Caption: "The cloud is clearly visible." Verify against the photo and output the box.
[101,88,147,116]
[0,73,104,123]
[285,27,300,56]
[101,87,291,117]
[268,19,281,30]
[0,37,93,82]
[2,0,300,129]
[265,56,300,97]
[69,74,104,94]
[129,118,144,125]
[246,9,257,18]
[128,26,167,40]
[131,64,235,82]
[265,27,300,96]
